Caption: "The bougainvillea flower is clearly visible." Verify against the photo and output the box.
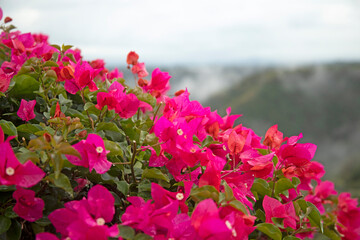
[146,68,171,99]
[191,199,232,239]
[0,68,11,92]
[219,206,256,240]
[336,193,360,240]
[0,126,45,188]
[131,62,148,78]
[64,61,99,94]
[115,93,140,119]
[13,187,44,222]
[107,67,123,80]
[126,51,139,66]
[66,134,111,174]
[305,180,337,214]
[227,130,246,155]
[17,99,36,121]
[95,92,118,110]
[220,107,242,130]
[49,185,118,240]
[263,124,283,150]
[263,195,297,229]
[36,232,60,240]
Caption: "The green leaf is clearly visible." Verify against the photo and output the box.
[4,207,17,219]
[62,44,73,52]
[142,168,170,183]
[5,220,21,240]
[283,236,301,240]
[291,177,301,188]
[50,44,61,51]
[256,223,282,240]
[0,186,16,192]
[274,178,294,196]
[104,140,123,157]
[255,209,266,222]
[251,178,271,198]
[116,181,129,196]
[134,233,153,240]
[96,122,122,133]
[17,124,42,134]
[271,217,284,229]
[224,181,235,201]
[0,120,17,137]
[57,142,81,158]
[9,74,39,98]
[43,60,59,67]
[323,225,341,240]
[118,225,135,239]
[228,200,249,215]
[0,216,11,235]
[84,102,95,111]
[47,173,74,198]
[191,185,219,203]
[296,199,323,233]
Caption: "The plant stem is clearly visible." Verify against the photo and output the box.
[130,140,137,183]
[80,90,94,131]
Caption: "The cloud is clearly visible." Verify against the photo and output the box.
[2,0,360,64]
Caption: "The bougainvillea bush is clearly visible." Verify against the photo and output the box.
[0,9,359,240]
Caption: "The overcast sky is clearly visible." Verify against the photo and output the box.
[1,0,360,65]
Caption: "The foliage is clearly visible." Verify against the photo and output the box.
[0,8,359,240]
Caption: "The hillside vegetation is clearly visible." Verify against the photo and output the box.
[206,62,360,196]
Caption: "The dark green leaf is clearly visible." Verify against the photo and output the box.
[5,220,21,240]
[256,223,282,240]
[17,124,42,134]
[0,216,11,235]
[275,178,294,196]
[283,236,301,240]
[255,209,266,222]
[4,207,17,219]
[118,225,135,239]
[9,74,39,98]
[134,233,152,240]
[96,122,122,133]
[224,181,235,201]
[142,168,169,183]
[62,44,73,52]
[57,142,80,158]
[0,120,17,137]
[251,178,271,198]
[43,60,59,67]
[191,185,219,203]
[296,199,323,233]
[104,140,123,157]
[47,173,74,198]
[228,200,249,215]
[116,181,129,196]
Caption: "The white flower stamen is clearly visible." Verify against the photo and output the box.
[5,167,15,176]
[96,146,104,153]
[225,220,232,230]
[96,217,105,225]
[177,129,183,136]
[176,192,184,201]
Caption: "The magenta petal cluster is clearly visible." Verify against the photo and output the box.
[17,99,36,121]
[0,126,45,188]
[66,134,111,174]
[263,195,297,229]
[13,187,44,222]
[48,185,118,240]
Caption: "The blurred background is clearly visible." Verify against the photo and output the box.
[1,0,360,196]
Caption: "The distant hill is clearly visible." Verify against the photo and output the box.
[205,62,360,196]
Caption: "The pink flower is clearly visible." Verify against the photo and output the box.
[127,51,139,66]
[143,68,171,101]
[131,62,148,78]
[191,199,232,239]
[64,61,99,94]
[36,232,59,240]
[48,185,118,240]
[263,195,297,229]
[13,188,44,222]
[263,125,283,150]
[305,181,337,214]
[107,67,123,80]
[66,134,111,174]
[0,126,45,188]
[17,99,36,121]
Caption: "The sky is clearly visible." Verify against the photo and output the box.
[1,0,360,65]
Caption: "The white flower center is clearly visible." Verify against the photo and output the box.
[232,229,237,237]
[176,192,184,201]
[6,167,15,176]
[225,220,232,230]
[96,217,105,225]
[223,145,227,151]
[65,237,71,240]
[96,146,104,153]
[177,129,183,136]
[190,148,196,153]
